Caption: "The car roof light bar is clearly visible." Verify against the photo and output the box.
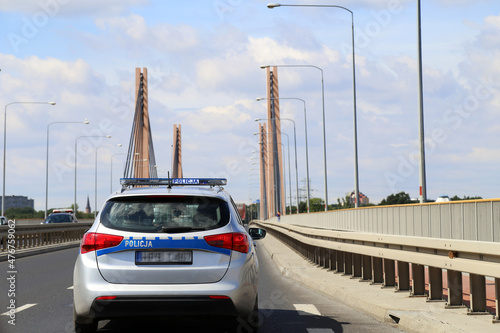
[120,178,227,188]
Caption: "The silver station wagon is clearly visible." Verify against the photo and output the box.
[73,178,266,333]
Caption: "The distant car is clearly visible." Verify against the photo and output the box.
[436,195,451,203]
[73,177,266,333]
[0,216,7,225]
[43,212,78,224]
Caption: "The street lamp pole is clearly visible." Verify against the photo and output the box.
[45,119,89,219]
[261,63,328,211]
[267,2,360,208]
[257,97,310,213]
[417,0,427,203]
[3,101,56,217]
[74,135,111,217]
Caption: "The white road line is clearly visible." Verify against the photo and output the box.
[307,329,335,333]
[294,304,321,316]
[1,303,37,315]
[67,286,74,289]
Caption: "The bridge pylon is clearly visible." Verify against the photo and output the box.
[172,124,183,178]
[124,67,157,179]
[263,67,285,218]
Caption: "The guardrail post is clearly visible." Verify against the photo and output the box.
[344,252,352,275]
[328,250,337,271]
[428,266,443,301]
[320,247,326,267]
[335,251,344,274]
[361,255,372,281]
[495,278,500,321]
[383,259,395,287]
[353,253,361,278]
[469,273,487,313]
[445,270,463,308]
[372,257,383,284]
[411,263,425,296]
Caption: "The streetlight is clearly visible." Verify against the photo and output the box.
[74,135,111,216]
[257,96,310,213]
[3,101,56,216]
[45,119,89,218]
[417,0,427,203]
[261,64,328,210]
[95,144,122,217]
[266,2,360,208]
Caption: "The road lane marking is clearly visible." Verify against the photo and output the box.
[307,329,334,333]
[1,303,37,315]
[294,304,321,316]
[68,286,74,289]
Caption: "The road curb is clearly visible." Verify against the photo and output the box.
[258,232,498,333]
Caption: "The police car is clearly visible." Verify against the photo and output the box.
[73,178,266,333]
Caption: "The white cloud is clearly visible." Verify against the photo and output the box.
[247,36,315,65]
[179,100,254,135]
[94,14,198,52]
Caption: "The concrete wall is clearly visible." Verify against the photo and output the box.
[275,199,500,242]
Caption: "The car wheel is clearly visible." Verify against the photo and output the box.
[74,307,97,333]
[74,321,97,333]
[230,296,260,333]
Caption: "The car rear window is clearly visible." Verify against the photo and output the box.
[46,214,72,223]
[99,195,230,233]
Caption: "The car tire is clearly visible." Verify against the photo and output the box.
[230,296,260,333]
[74,307,97,333]
[74,321,97,333]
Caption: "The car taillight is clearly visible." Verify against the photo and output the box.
[204,233,249,253]
[96,296,117,301]
[80,232,124,254]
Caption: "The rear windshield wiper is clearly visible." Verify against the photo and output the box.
[161,226,206,233]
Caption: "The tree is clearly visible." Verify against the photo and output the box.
[379,192,413,206]
[4,207,40,219]
[309,198,325,212]
[450,195,482,201]
[336,194,354,210]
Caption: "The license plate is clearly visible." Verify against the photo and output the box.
[135,251,193,265]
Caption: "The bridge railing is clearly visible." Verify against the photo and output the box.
[275,199,500,242]
[0,222,93,252]
[252,217,500,322]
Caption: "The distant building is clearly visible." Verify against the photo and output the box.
[85,195,91,214]
[0,195,35,210]
[350,191,370,206]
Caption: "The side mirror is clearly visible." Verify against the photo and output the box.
[248,227,266,240]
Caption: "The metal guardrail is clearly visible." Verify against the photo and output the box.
[253,220,500,322]
[0,222,93,252]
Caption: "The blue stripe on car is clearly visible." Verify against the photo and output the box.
[96,236,231,256]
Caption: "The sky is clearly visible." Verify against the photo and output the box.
[0,0,499,212]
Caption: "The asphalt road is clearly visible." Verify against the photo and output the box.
[0,242,402,333]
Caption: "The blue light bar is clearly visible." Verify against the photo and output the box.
[120,178,227,187]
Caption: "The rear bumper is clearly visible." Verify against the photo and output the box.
[75,296,237,324]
